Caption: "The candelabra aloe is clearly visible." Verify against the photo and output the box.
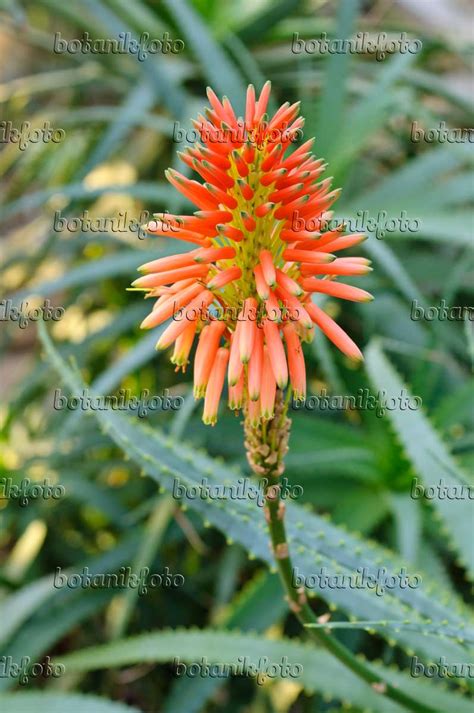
[131,84,434,712]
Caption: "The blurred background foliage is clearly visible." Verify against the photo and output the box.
[0,0,473,711]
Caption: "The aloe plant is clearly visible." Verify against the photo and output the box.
[1,1,472,711]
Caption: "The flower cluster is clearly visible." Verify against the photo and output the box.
[132,83,372,425]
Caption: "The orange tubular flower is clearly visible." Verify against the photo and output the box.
[133,82,372,424]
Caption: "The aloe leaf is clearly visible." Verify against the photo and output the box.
[331,52,416,180]
[162,0,246,109]
[106,0,167,35]
[0,532,141,655]
[75,81,156,180]
[54,629,474,712]
[0,593,112,692]
[80,0,186,115]
[235,0,302,43]
[164,571,286,713]
[9,250,165,301]
[348,145,471,214]
[365,340,474,579]
[0,693,141,713]
[0,576,56,648]
[0,65,103,103]
[311,0,360,160]
[0,183,175,222]
[109,495,175,640]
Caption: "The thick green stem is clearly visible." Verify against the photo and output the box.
[244,391,439,713]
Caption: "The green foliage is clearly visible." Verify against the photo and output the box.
[1,1,472,711]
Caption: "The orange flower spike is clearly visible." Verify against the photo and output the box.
[156,290,214,351]
[265,292,282,323]
[280,228,320,242]
[192,159,232,190]
[232,150,249,177]
[241,212,256,232]
[247,398,261,427]
[198,144,231,170]
[281,138,315,169]
[254,264,270,300]
[248,325,264,401]
[261,143,284,172]
[255,202,275,218]
[283,323,306,401]
[202,160,235,189]
[282,117,305,144]
[193,320,227,398]
[207,266,242,290]
[254,80,272,123]
[339,257,371,265]
[171,320,197,371]
[269,182,305,204]
[132,82,371,424]
[268,101,300,132]
[165,169,216,210]
[228,322,244,386]
[300,280,374,302]
[222,96,238,126]
[229,370,244,411]
[260,346,277,420]
[194,246,236,263]
[242,140,255,164]
[259,250,276,287]
[132,265,209,289]
[245,84,256,129]
[138,251,200,274]
[293,238,339,252]
[203,347,229,425]
[305,301,363,361]
[282,249,336,265]
[275,268,303,297]
[260,167,288,187]
[262,319,288,389]
[194,209,234,225]
[216,224,244,242]
[140,282,203,330]
[145,224,207,245]
[237,178,254,201]
[239,298,258,364]
[204,182,238,210]
[301,261,372,277]
[275,287,313,330]
[165,277,197,294]
[206,87,227,122]
[317,233,367,252]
